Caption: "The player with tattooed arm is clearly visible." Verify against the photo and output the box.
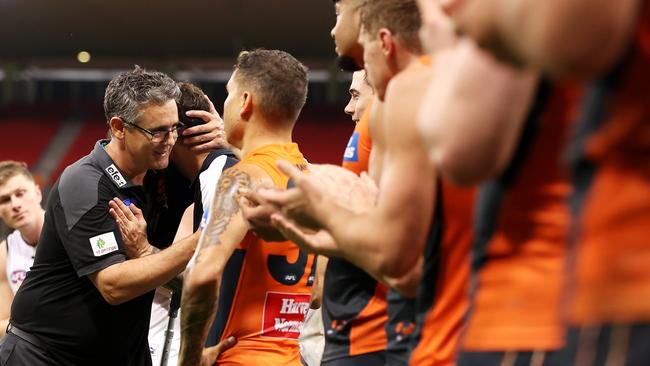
[179,49,316,366]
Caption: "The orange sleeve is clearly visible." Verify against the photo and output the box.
[342,107,372,175]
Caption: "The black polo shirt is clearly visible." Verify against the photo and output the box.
[10,140,175,366]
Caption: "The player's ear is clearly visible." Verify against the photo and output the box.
[378,28,394,56]
[109,117,127,140]
[240,91,253,120]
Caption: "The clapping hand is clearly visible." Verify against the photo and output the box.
[108,198,151,259]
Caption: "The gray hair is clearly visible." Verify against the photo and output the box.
[103,65,181,124]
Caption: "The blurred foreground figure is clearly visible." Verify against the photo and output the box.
[257,1,475,365]
[423,0,650,363]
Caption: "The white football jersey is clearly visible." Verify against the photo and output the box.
[5,230,36,294]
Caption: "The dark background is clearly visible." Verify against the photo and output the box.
[0,1,356,236]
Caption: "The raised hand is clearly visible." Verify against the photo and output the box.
[254,160,329,230]
[239,188,286,242]
[108,197,151,259]
[270,213,341,257]
[180,96,228,152]
[309,165,378,213]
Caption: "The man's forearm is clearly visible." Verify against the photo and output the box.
[179,260,221,366]
[178,167,254,364]
[321,218,421,298]
[321,207,400,278]
[179,244,233,366]
[320,193,429,281]
[92,232,198,305]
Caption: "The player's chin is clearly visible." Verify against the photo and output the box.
[150,155,171,170]
[8,218,24,229]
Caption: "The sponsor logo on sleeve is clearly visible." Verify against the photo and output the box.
[106,164,127,187]
[262,292,311,339]
[89,232,120,257]
[343,132,360,162]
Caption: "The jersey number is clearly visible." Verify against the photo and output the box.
[265,175,317,286]
[267,252,318,286]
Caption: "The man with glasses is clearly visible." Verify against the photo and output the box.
[122,119,183,143]
[145,82,239,366]
[0,66,201,365]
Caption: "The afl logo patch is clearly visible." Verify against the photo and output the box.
[106,164,127,187]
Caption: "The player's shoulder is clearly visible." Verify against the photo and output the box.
[226,162,270,185]
[385,66,431,117]
[58,157,105,200]
[390,60,433,93]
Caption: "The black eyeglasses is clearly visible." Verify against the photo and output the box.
[122,120,185,143]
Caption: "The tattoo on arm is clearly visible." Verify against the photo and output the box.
[200,168,252,250]
[179,284,218,366]
[179,168,251,365]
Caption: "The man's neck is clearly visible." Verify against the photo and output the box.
[395,50,422,74]
[239,118,293,158]
[378,51,423,102]
[19,209,45,247]
[104,140,146,185]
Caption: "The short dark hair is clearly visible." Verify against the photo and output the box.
[178,82,210,112]
[360,0,422,54]
[0,161,34,187]
[234,49,308,121]
[177,82,210,126]
[103,65,180,124]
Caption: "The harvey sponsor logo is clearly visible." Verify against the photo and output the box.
[262,292,310,339]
